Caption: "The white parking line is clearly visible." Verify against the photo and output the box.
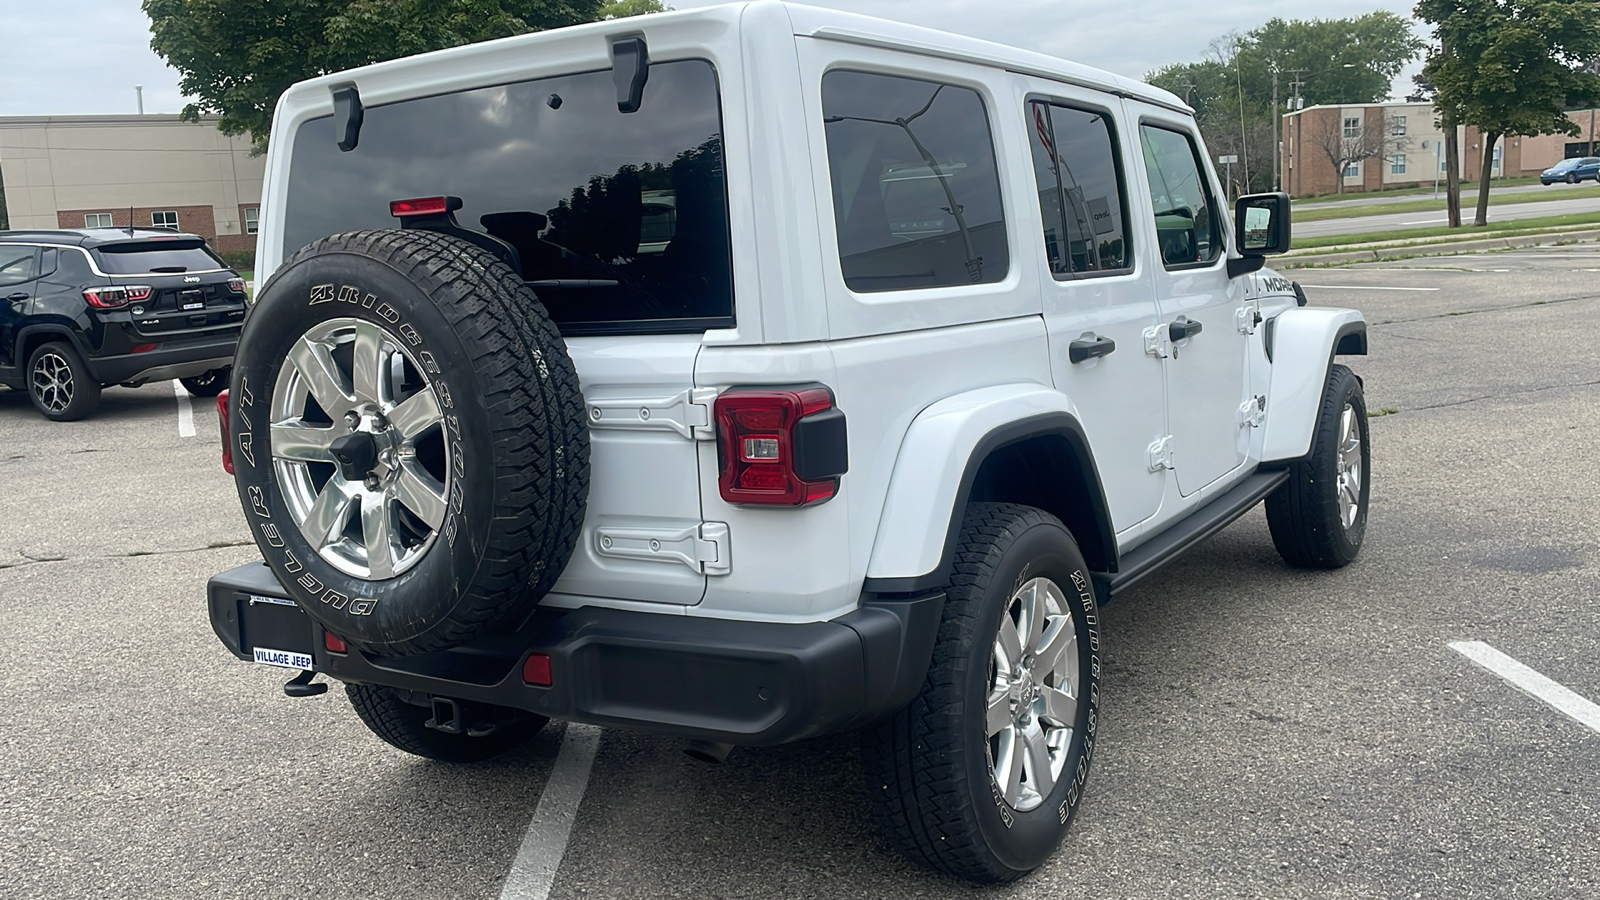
[1449,641,1600,734]
[172,379,195,437]
[499,723,603,900]
[1296,285,1441,292]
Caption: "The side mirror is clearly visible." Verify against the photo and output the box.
[1228,191,1291,278]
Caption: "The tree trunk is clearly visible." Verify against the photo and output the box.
[1443,123,1461,228]
[1475,132,1499,227]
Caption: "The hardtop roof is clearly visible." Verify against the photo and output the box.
[278,1,1188,114]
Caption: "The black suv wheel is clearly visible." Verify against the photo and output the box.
[28,341,101,421]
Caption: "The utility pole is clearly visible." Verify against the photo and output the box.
[1287,69,1308,112]
[1271,63,1281,191]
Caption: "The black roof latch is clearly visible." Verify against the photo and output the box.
[332,84,364,152]
[611,37,649,114]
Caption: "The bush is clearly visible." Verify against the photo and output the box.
[218,249,256,270]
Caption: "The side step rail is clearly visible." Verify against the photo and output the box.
[1091,469,1290,603]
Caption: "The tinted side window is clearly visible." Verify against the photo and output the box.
[0,247,38,287]
[93,241,226,274]
[285,60,731,334]
[1139,125,1221,268]
[821,71,1008,292]
[1027,101,1130,277]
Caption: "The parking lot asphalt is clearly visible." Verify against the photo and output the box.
[2,243,1598,899]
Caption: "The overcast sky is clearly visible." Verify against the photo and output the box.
[4,0,1424,117]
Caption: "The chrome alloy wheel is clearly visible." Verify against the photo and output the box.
[985,576,1080,812]
[270,318,450,580]
[1335,402,1363,530]
[30,351,74,414]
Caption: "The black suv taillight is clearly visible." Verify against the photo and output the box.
[83,285,152,309]
[713,385,847,506]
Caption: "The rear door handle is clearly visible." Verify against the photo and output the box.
[1068,332,1116,364]
[1168,316,1203,341]
[5,292,27,302]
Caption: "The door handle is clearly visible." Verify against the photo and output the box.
[1168,316,1203,341]
[1069,332,1116,364]
[5,292,27,302]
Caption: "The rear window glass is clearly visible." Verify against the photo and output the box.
[821,70,1008,292]
[92,241,226,274]
[283,60,731,335]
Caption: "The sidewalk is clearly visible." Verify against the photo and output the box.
[1280,225,1600,267]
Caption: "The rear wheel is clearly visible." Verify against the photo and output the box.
[864,503,1101,883]
[180,367,229,397]
[28,341,100,421]
[346,684,548,762]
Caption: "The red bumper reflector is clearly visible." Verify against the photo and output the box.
[130,343,157,354]
[324,632,348,654]
[523,653,553,687]
[217,390,233,474]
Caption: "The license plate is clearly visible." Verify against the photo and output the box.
[180,290,204,311]
[253,646,313,670]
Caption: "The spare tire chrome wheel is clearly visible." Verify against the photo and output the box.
[271,318,450,580]
[230,230,589,656]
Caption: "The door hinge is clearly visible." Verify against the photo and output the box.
[1143,324,1172,359]
[1235,305,1262,335]
[1147,435,1175,472]
[1240,394,1266,428]
[586,387,717,440]
[594,521,731,575]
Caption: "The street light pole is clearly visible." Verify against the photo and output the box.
[1271,63,1280,191]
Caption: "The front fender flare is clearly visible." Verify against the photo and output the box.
[1261,307,1367,462]
[863,384,1115,593]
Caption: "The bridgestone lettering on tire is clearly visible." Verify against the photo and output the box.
[230,230,589,656]
[863,503,1101,883]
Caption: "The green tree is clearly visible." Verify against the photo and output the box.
[1147,11,1422,195]
[1418,0,1600,226]
[144,0,606,153]
[599,0,668,18]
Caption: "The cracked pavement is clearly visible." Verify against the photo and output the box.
[1,242,1597,899]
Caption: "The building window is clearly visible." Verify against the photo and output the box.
[1344,161,1361,178]
[151,210,179,230]
[1390,115,1407,136]
[1390,154,1407,175]
[84,213,113,228]
[1343,116,1362,139]
[1492,144,1504,173]
[244,207,260,235]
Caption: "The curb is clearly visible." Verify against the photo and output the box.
[1282,228,1600,267]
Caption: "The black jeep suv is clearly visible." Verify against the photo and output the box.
[0,229,246,420]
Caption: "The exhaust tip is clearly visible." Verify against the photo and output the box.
[684,739,734,765]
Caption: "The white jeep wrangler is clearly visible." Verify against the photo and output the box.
[208,2,1369,882]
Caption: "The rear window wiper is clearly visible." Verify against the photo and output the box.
[149,266,189,273]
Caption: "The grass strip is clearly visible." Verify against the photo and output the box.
[1288,211,1600,251]
[1294,184,1600,223]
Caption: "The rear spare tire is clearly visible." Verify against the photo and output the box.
[229,230,588,655]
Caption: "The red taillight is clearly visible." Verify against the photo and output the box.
[84,284,151,308]
[389,196,460,218]
[714,385,846,506]
[324,632,348,654]
[217,390,233,474]
[227,277,246,294]
[523,653,552,687]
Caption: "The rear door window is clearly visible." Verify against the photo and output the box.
[821,70,1008,292]
[92,241,226,274]
[0,247,39,286]
[283,60,731,335]
[1027,100,1131,277]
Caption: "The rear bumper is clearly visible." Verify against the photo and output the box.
[207,562,943,746]
[88,333,237,385]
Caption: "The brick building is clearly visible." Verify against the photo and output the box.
[1282,102,1600,197]
[0,115,264,254]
